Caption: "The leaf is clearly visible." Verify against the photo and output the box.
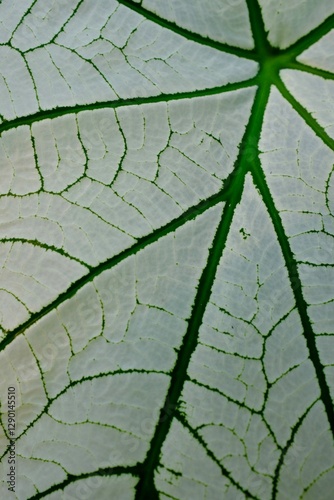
[0,1,333,499]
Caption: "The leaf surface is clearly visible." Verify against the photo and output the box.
[0,1,333,499]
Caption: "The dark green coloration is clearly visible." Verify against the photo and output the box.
[0,79,258,137]
[0,0,333,499]
[118,0,259,60]
[30,467,139,500]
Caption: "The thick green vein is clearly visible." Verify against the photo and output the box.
[0,3,333,499]
[0,179,237,351]
[117,0,259,60]
[250,127,334,439]
[245,0,272,59]
[134,83,268,500]
[276,77,334,151]
[0,78,258,136]
[281,12,334,60]
[285,61,334,80]
[28,466,139,500]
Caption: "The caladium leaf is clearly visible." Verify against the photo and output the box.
[0,0,333,499]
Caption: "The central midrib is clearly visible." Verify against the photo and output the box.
[1,1,334,499]
[134,76,272,500]
[134,2,334,497]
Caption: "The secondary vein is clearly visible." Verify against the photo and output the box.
[134,82,268,500]
[250,120,334,439]
[117,0,259,61]
[0,78,258,136]
[0,183,234,351]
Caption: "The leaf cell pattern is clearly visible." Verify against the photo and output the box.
[0,1,333,499]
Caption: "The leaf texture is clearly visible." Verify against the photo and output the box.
[0,1,333,499]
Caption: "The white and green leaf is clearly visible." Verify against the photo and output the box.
[0,1,333,499]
